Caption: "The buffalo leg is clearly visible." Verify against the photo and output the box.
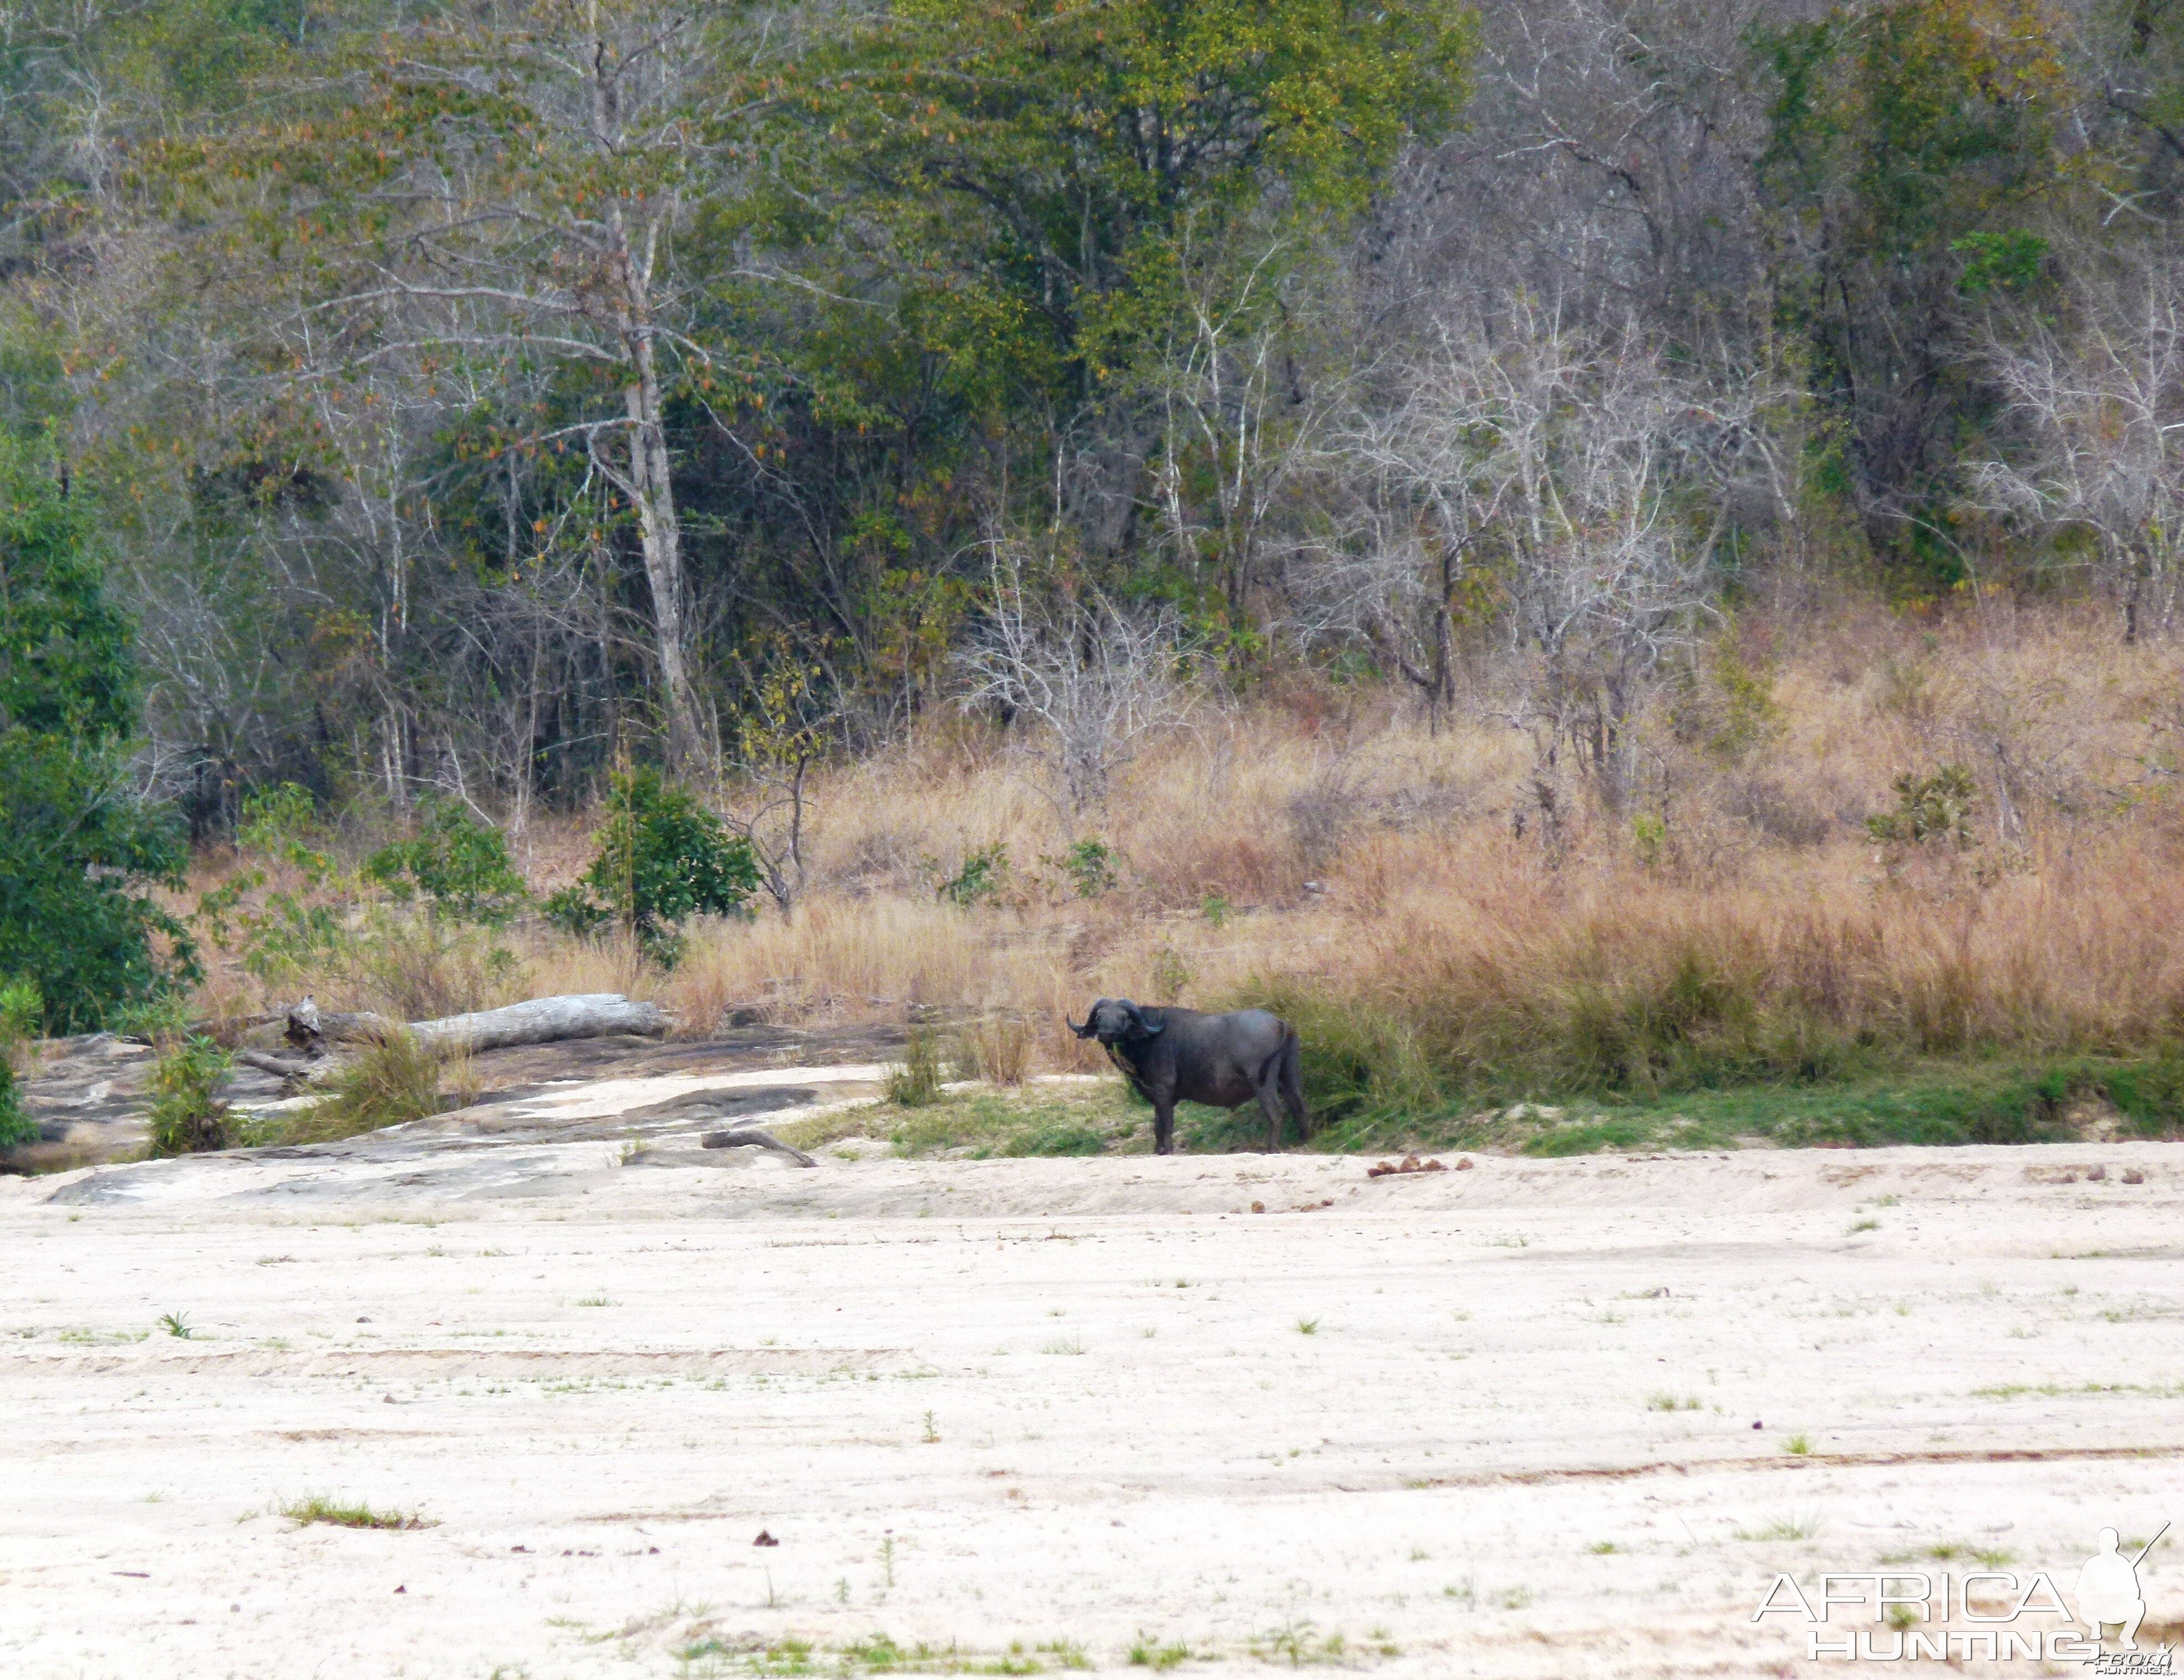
[1153,1096,1177,1155]
[1278,1032,1310,1139]
[1254,1067,1288,1152]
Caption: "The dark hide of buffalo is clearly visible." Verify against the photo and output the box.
[1067,998,1309,1155]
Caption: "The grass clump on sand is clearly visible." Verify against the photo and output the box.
[281,1030,446,1144]
[277,1494,431,1529]
[884,1027,944,1107]
[779,1083,1146,1159]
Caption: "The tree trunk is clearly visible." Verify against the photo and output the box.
[623,340,706,773]
[289,994,669,1055]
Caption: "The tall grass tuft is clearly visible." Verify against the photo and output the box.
[952,1014,1034,1086]
[286,1030,445,1143]
[886,1027,944,1107]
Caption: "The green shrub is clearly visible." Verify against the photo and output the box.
[0,431,194,1030]
[541,767,757,965]
[938,843,1009,907]
[363,798,528,925]
[146,1035,233,1156]
[0,1062,28,1149]
[1866,765,1978,848]
[0,974,42,1148]
[197,783,352,988]
[1056,838,1118,898]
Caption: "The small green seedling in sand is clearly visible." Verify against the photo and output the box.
[1295,1317,1320,1336]
[157,1312,191,1340]
[1127,1633,1193,1669]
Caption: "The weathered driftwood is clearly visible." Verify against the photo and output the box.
[701,1127,819,1168]
[285,993,669,1057]
[234,1048,320,1083]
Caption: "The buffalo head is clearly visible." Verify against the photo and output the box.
[1067,997,1164,1045]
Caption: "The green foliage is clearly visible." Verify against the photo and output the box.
[1055,838,1119,898]
[1866,764,1979,847]
[540,768,758,965]
[937,844,1009,908]
[0,974,43,1149]
[198,786,353,986]
[146,1035,233,1156]
[798,0,1475,425]
[885,1029,944,1108]
[0,431,194,1032]
[236,782,330,879]
[1952,228,2048,294]
[1757,0,2070,534]
[363,799,528,925]
[0,1063,27,1150]
[0,975,42,1046]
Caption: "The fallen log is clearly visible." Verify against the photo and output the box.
[233,1048,320,1083]
[701,1127,819,1168]
[285,993,669,1057]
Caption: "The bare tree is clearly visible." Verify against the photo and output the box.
[1331,296,1785,795]
[958,553,1190,816]
[1969,243,2184,642]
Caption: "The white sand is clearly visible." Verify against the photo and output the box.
[4,1132,2180,1677]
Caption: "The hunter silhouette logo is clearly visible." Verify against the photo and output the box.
[2078,1524,2167,1652]
[1753,1518,2173,1666]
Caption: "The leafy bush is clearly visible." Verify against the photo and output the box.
[938,843,1009,907]
[0,1063,28,1149]
[541,768,757,965]
[196,782,352,986]
[0,432,193,1029]
[146,1035,233,1156]
[0,975,43,1148]
[363,798,528,925]
[1866,765,1979,848]
[1055,838,1118,898]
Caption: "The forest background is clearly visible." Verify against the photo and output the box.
[6,0,2184,1155]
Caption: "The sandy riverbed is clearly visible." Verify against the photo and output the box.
[4,1122,2181,1678]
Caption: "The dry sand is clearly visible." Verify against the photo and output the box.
[4,1100,2181,1678]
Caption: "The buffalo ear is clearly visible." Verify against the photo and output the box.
[1123,1000,1164,1038]
[1066,1014,1094,1039]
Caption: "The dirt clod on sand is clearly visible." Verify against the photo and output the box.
[1368,1154,1447,1178]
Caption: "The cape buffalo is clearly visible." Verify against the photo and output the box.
[1068,998,1309,1155]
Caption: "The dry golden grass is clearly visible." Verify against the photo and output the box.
[176,597,2184,1101]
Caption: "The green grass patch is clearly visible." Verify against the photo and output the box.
[1299,1059,2180,1158]
[777,1085,1152,1159]
[780,1051,2180,1164]
[276,1493,431,1530]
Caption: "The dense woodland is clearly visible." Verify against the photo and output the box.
[0,0,2169,803]
[4,0,2184,1120]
